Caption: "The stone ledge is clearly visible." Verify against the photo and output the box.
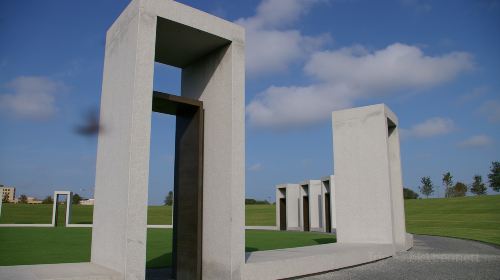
[243,243,396,280]
[0,262,122,280]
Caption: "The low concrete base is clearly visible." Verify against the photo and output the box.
[245,226,277,230]
[286,227,301,231]
[0,263,121,280]
[242,242,396,280]
[0,224,52,228]
[399,233,414,251]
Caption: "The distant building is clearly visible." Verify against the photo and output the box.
[27,197,42,204]
[80,199,95,205]
[0,186,16,202]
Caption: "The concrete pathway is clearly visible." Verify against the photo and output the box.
[300,235,500,280]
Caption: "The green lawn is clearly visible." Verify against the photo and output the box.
[0,204,272,226]
[245,204,275,226]
[0,228,335,267]
[405,195,500,245]
[1,195,499,267]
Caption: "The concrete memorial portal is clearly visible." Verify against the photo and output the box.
[0,1,412,279]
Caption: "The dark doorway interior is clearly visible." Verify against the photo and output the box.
[303,196,310,231]
[325,193,331,233]
[279,198,287,231]
[55,195,67,227]
[152,91,204,280]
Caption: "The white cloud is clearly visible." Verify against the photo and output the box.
[247,83,353,128]
[249,163,263,171]
[401,117,455,138]
[0,76,67,119]
[457,135,493,148]
[247,43,473,129]
[235,0,330,76]
[305,43,473,94]
[479,100,500,123]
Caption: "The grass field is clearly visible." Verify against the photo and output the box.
[1,195,499,267]
[0,227,335,267]
[405,195,500,245]
[0,204,275,226]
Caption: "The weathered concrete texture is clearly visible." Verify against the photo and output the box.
[242,242,395,280]
[299,235,500,280]
[0,263,121,280]
[92,0,244,279]
[332,104,411,252]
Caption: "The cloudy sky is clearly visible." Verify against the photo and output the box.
[0,0,499,204]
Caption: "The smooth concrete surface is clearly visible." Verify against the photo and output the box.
[332,104,411,251]
[299,180,322,231]
[242,242,395,280]
[52,191,72,227]
[92,0,245,279]
[0,263,122,280]
[299,235,500,280]
[320,175,336,231]
[0,224,53,227]
[276,184,301,231]
[245,226,277,230]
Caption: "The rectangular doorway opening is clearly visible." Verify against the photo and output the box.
[54,194,68,227]
[301,185,310,232]
[324,193,331,233]
[279,198,286,231]
[148,90,204,279]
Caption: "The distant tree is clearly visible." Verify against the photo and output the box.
[19,194,28,204]
[470,175,487,195]
[419,177,434,198]
[403,188,419,199]
[42,196,53,204]
[2,193,9,203]
[450,182,467,197]
[72,193,82,205]
[442,172,453,198]
[245,198,270,205]
[245,198,257,205]
[164,191,173,206]
[488,161,500,192]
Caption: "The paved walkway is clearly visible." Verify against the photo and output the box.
[300,235,500,280]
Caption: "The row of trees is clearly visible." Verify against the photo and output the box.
[163,191,272,206]
[3,193,83,204]
[418,161,499,198]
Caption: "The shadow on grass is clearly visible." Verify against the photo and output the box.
[245,246,259,252]
[146,252,172,269]
[314,237,336,245]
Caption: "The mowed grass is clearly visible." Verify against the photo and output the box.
[0,204,174,225]
[405,194,500,245]
[245,204,275,226]
[1,195,499,267]
[0,228,335,267]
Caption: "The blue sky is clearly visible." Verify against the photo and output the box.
[0,0,499,205]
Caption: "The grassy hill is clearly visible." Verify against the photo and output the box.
[405,195,500,245]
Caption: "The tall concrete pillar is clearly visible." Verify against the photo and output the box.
[91,0,245,279]
[332,104,410,251]
[275,184,300,231]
